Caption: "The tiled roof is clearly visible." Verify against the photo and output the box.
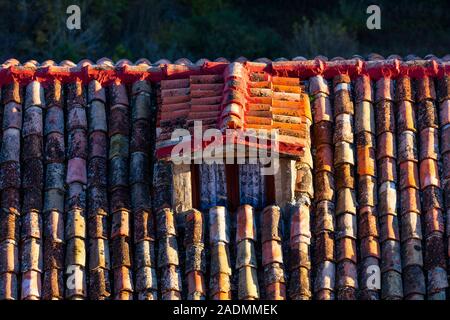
[0,55,448,300]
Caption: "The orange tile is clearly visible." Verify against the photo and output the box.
[379,214,400,242]
[377,157,397,183]
[356,146,376,176]
[399,161,420,189]
[420,159,440,189]
[336,237,357,263]
[397,101,416,132]
[314,144,334,173]
[272,76,300,86]
[419,127,439,161]
[360,236,381,259]
[399,187,421,215]
[376,131,396,160]
[187,271,206,295]
[424,208,445,235]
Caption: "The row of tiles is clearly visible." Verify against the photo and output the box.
[1,54,450,69]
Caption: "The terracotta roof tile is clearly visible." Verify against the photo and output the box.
[184,209,206,300]
[309,73,336,300]
[208,206,232,299]
[261,206,286,300]
[354,69,382,300]
[20,81,45,301]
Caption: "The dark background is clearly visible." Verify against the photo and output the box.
[1,0,449,62]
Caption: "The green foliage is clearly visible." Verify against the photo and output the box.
[289,16,358,58]
[158,7,284,60]
[0,0,449,62]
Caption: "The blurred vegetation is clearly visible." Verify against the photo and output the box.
[0,0,449,62]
